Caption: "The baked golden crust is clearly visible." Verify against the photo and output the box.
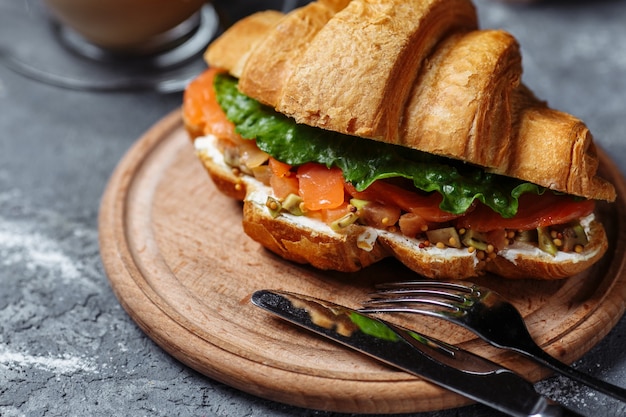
[483,220,608,279]
[502,88,616,202]
[204,0,616,202]
[238,2,343,107]
[204,10,284,79]
[400,29,521,170]
[242,201,389,272]
[274,0,478,140]
[196,150,247,201]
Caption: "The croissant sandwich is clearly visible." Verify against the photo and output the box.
[182,0,616,280]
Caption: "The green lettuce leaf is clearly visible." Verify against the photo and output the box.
[214,74,545,218]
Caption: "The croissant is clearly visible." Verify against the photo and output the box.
[207,0,614,201]
[185,0,615,279]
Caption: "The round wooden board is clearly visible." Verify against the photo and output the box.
[99,109,626,414]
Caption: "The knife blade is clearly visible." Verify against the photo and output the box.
[251,289,584,417]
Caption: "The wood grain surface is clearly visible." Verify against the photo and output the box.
[99,109,626,414]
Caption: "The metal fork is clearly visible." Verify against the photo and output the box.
[359,280,626,403]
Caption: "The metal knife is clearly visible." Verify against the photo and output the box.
[251,289,584,417]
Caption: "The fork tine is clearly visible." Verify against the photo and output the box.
[359,280,477,315]
[361,294,465,316]
[369,281,476,304]
[374,280,475,294]
[369,288,467,303]
[363,294,460,310]
[358,298,463,317]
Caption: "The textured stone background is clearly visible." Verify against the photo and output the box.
[1,0,625,416]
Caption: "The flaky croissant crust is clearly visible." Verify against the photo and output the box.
[206,0,615,202]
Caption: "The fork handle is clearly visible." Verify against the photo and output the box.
[536,403,585,417]
[521,344,626,403]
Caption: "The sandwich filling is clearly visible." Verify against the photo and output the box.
[184,68,597,259]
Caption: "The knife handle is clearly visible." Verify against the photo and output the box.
[536,404,585,417]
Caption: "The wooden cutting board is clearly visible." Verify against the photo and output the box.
[99,109,626,414]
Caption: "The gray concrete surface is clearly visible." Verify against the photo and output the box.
[1,0,626,416]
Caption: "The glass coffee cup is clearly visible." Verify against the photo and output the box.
[43,0,210,58]
[0,0,219,93]
[0,0,314,93]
